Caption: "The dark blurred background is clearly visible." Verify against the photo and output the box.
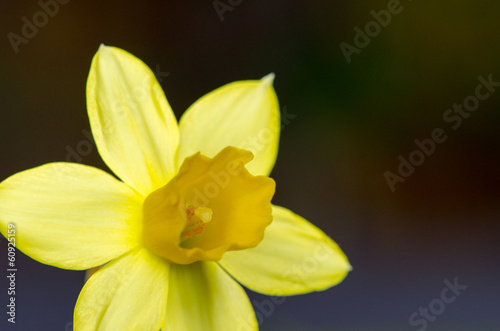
[1,1,499,330]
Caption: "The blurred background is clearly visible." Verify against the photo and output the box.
[1,0,499,330]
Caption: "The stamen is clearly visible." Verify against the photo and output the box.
[182,205,213,240]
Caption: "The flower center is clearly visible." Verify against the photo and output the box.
[141,146,275,265]
[182,205,213,240]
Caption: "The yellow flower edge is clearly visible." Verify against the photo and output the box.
[0,45,351,331]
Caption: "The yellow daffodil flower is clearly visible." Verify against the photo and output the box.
[0,45,351,330]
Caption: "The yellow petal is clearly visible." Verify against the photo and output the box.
[0,163,142,270]
[75,247,169,331]
[87,45,179,196]
[219,205,351,296]
[164,261,257,331]
[178,74,280,176]
[143,147,275,264]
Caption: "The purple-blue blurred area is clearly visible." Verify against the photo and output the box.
[1,0,500,330]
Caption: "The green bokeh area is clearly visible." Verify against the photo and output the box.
[1,0,499,330]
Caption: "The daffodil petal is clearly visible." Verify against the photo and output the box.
[164,262,257,331]
[0,163,142,270]
[219,205,351,296]
[87,45,179,195]
[178,74,280,176]
[75,247,169,331]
